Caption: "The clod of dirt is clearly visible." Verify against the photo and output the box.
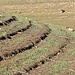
[0,21,3,26]
[32,63,38,69]
[0,36,6,40]
[40,60,45,64]
[29,20,31,23]
[61,9,65,13]
[0,56,3,61]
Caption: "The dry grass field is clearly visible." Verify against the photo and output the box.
[0,0,75,28]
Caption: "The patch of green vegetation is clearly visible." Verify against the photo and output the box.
[0,22,68,74]
[0,14,75,75]
[0,66,13,75]
[0,24,43,52]
[52,61,68,73]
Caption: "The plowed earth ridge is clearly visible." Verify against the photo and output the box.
[14,37,70,75]
[0,25,51,62]
[0,16,17,26]
[0,24,32,41]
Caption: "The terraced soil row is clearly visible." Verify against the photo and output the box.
[0,22,42,51]
[0,24,32,41]
[0,25,51,61]
[14,38,69,75]
[0,16,17,26]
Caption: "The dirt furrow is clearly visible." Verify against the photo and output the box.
[0,25,51,62]
[0,16,17,26]
[0,24,32,41]
[14,38,69,75]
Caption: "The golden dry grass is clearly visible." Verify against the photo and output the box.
[0,0,75,29]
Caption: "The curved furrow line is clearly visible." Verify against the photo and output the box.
[0,25,51,62]
[14,38,69,75]
[0,24,32,41]
[0,16,17,26]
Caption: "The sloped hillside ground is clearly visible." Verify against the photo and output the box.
[0,0,75,75]
[0,15,75,75]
